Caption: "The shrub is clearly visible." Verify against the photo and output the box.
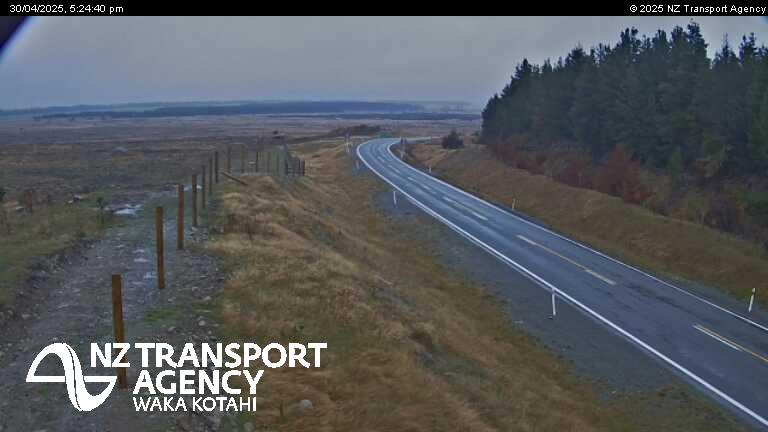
[19,188,38,213]
[557,155,593,188]
[744,191,768,225]
[706,193,746,235]
[594,145,650,205]
[441,130,464,149]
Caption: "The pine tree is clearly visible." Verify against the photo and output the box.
[479,21,766,179]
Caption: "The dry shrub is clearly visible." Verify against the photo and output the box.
[19,188,38,213]
[594,145,651,205]
[556,153,594,188]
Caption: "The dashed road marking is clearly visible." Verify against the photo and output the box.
[357,140,768,427]
[442,196,488,221]
[516,234,616,286]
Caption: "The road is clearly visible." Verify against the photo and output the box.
[357,138,768,429]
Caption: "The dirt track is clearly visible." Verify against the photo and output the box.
[0,187,231,431]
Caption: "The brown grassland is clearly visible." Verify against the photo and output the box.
[0,201,104,304]
[0,115,348,306]
[206,140,741,431]
[410,142,768,309]
[0,116,473,306]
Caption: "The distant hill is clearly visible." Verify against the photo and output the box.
[0,101,238,118]
[24,101,427,120]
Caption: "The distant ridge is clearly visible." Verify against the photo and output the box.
[9,101,428,120]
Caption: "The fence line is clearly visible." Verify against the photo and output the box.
[106,141,309,389]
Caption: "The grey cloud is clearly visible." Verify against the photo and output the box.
[0,16,765,109]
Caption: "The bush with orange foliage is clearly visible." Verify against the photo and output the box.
[594,145,651,205]
[557,154,593,188]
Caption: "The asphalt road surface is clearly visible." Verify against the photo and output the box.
[358,138,768,429]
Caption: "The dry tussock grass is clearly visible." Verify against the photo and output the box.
[206,142,740,431]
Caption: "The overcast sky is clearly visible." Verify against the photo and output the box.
[1,16,766,110]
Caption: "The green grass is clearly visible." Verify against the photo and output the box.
[142,306,182,325]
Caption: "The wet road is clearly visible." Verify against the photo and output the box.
[359,138,768,429]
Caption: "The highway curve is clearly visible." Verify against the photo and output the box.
[358,138,768,429]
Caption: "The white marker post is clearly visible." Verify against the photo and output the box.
[749,288,756,312]
[393,190,397,206]
[428,165,432,174]
[512,198,516,210]
[551,290,557,318]
[355,160,360,171]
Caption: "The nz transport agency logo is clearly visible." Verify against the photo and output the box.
[27,341,326,412]
[27,343,116,411]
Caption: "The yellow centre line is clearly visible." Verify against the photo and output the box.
[694,324,768,364]
[516,234,616,286]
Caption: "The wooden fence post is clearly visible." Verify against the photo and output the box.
[177,184,184,250]
[215,151,219,183]
[191,174,198,228]
[241,145,246,174]
[201,165,207,210]
[209,158,214,193]
[155,207,165,290]
[111,274,128,389]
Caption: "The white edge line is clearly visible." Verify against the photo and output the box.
[358,139,768,428]
[384,141,768,335]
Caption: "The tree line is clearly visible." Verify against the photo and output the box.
[481,22,768,181]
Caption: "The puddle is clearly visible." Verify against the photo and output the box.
[113,203,143,216]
